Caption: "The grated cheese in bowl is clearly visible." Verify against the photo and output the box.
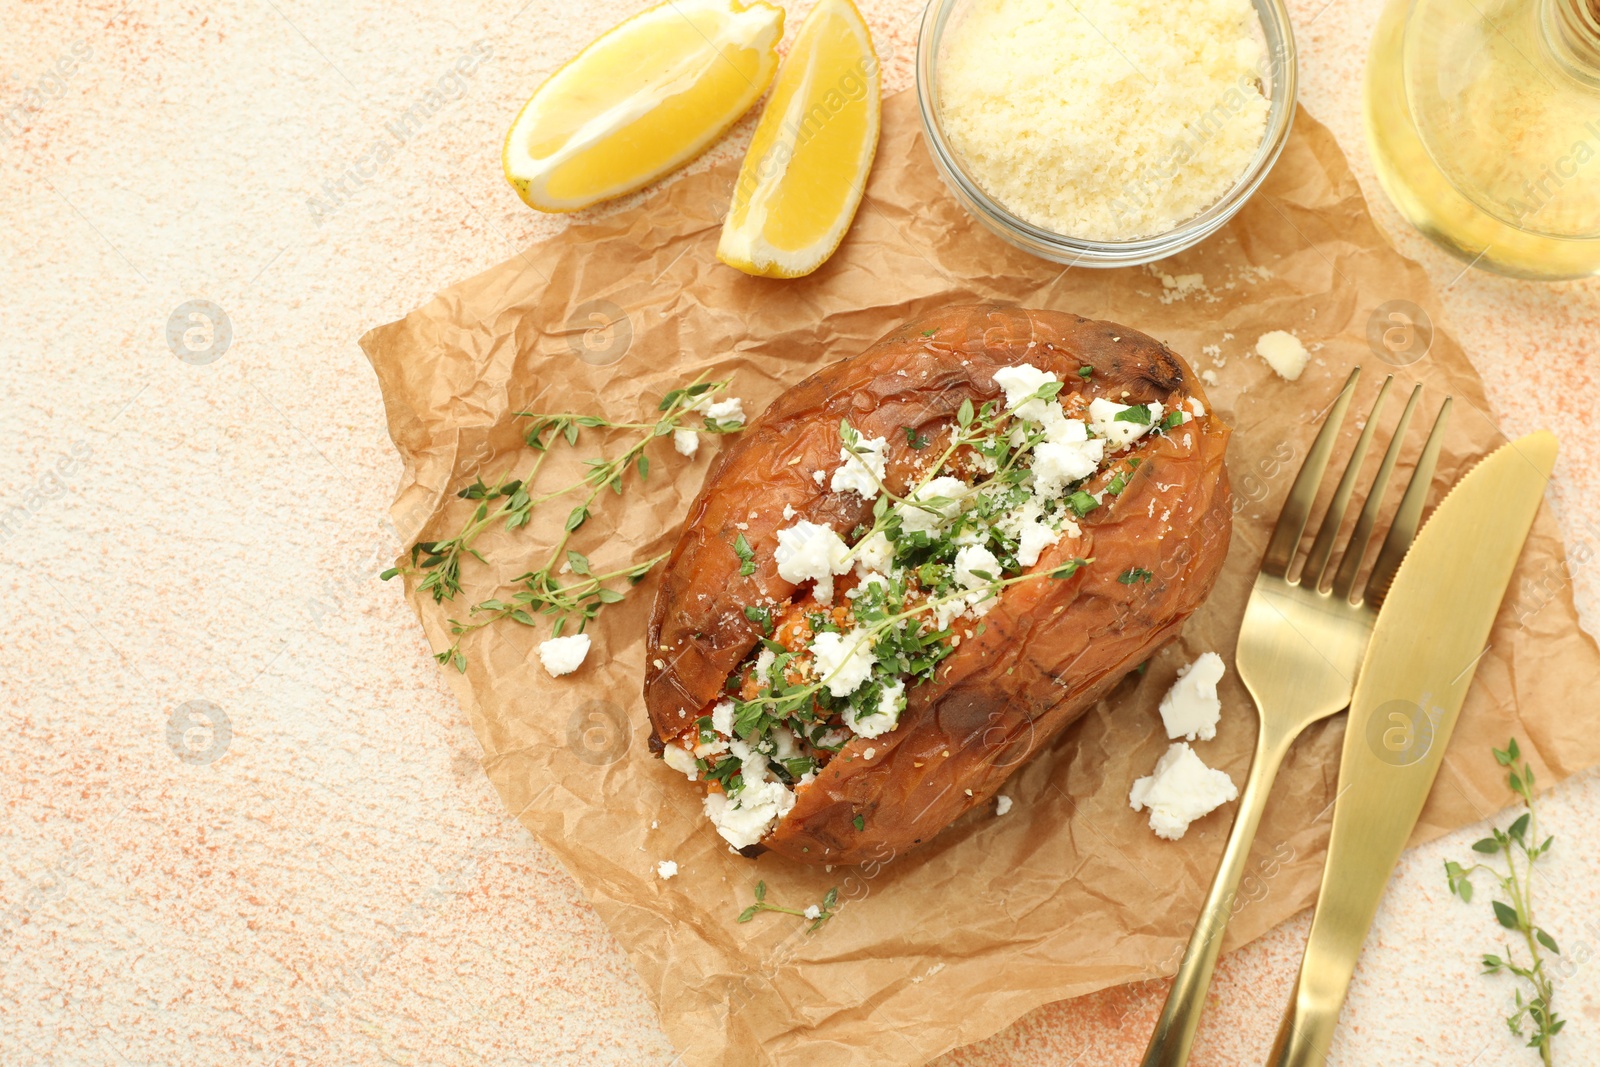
[919,0,1291,261]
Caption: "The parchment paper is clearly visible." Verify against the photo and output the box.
[359,93,1600,1066]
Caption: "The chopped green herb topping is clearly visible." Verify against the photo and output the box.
[1068,491,1099,517]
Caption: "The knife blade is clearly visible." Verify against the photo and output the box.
[1266,429,1558,1067]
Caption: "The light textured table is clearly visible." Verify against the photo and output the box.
[2,1,1597,1064]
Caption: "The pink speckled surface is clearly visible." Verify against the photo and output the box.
[1,1,1596,1065]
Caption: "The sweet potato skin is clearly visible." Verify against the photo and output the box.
[645,305,1232,865]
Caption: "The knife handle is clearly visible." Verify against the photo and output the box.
[1265,724,1445,1066]
[1139,724,1298,1067]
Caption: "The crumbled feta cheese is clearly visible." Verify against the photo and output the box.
[853,530,894,575]
[1089,397,1164,450]
[1159,652,1226,741]
[748,651,776,694]
[844,679,904,738]
[782,504,797,520]
[1129,742,1238,840]
[809,630,876,698]
[995,795,1013,816]
[775,520,852,603]
[672,428,699,457]
[692,737,729,759]
[704,777,794,849]
[993,364,1057,406]
[1016,517,1062,567]
[1255,330,1309,381]
[863,747,876,759]
[813,469,826,485]
[657,860,678,880]
[899,476,971,534]
[1186,397,1206,418]
[663,744,699,781]
[1031,426,1104,498]
[1159,272,1206,301]
[768,724,802,761]
[703,397,745,424]
[804,904,822,920]
[711,698,736,737]
[537,633,591,677]
[831,433,889,498]
[1201,369,1220,387]
[954,544,1002,590]
[993,364,1062,424]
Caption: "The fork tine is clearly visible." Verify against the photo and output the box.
[1363,397,1452,604]
[1261,368,1361,578]
[1302,376,1394,589]
[1331,383,1422,600]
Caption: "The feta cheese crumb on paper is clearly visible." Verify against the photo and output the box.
[672,428,699,457]
[995,795,1013,816]
[1255,330,1309,381]
[1129,742,1238,840]
[830,433,889,498]
[1157,272,1206,304]
[803,904,821,920]
[689,393,746,424]
[657,860,678,880]
[1200,369,1220,387]
[774,519,852,604]
[537,633,591,677]
[1159,651,1226,741]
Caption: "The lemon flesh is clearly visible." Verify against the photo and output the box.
[504,0,784,213]
[717,0,881,278]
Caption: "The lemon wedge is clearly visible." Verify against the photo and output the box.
[717,0,881,278]
[503,0,784,213]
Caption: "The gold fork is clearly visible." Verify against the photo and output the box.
[1139,367,1451,1067]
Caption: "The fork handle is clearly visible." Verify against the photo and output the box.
[1139,723,1298,1067]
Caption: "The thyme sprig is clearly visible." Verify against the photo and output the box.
[737,880,839,934]
[1445,737,1564,1064]
[384,376,739,671]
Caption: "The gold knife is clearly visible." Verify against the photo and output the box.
[1266,430,1558,1066]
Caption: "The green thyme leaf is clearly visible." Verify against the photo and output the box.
[744,604,773,634]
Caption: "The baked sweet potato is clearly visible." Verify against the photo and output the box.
[645,304,1232,865]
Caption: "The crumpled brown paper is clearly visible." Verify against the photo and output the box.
[359,92,1600,1066]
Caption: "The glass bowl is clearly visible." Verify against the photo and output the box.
[914,0,1299,267]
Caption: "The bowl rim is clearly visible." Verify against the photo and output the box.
[913,0,1300,266]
